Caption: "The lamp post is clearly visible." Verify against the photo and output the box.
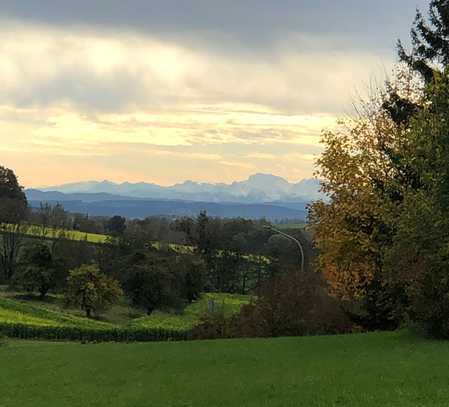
[264,225,305,274]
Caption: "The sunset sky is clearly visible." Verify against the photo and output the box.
[0,1,426,187]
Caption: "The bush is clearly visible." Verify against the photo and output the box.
[409,263,449,338]
[193,272,353,339]
[192,310,236,340]
[343,272,408,331]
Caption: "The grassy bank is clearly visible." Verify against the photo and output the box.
[0,290,250,340]
[0,330,446,406]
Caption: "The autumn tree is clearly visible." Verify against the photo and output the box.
[308,71,422,328]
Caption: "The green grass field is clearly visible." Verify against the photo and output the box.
[131,293,250,330]
[0,330,446,406]
[0,296,114,329]
[0,289,249,332]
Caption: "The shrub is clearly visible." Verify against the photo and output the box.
[409,263,449,338]
[0,322,192,342]
[343,272,409,331]
[192,308,238,340]
[193,272,353,340]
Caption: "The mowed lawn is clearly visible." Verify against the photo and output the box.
[1,330,449,407]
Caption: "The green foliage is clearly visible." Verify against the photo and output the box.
[0,165,27,224]
[124,261,180,315]
[66,265,123,318]
[106,216,126,236]
[382,72,449,337]
[17,243,62,298]
[179,257,205,303]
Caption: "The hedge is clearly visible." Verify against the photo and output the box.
[0,322,192,342]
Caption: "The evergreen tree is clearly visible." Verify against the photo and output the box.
[0,165,28,224]
[398,0,449,83]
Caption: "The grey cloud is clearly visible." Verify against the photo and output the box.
[1,0,428,52]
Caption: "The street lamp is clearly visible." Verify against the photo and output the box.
[264,225,305,274]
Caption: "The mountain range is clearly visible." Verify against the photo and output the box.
[36,174,323,203]
[26,174,324,221]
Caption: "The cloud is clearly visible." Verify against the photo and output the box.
[0,1,427,187]
[0,0,428,53]
[0,23,395,115]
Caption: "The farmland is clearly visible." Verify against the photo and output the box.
[0,330,447,407]
[0,289,249,335]
[0,223,110,244]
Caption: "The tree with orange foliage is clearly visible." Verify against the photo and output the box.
[309,70,422,328]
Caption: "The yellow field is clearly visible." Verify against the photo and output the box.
[0,223,110,244]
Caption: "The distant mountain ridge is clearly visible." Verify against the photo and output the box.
[25,197,308,221]
[37,173,323,203]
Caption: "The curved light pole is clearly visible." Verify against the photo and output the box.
[265,225,305,274]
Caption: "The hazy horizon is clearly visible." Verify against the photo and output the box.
[1,1,427,187]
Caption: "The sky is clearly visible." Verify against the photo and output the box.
[0,0,428,187]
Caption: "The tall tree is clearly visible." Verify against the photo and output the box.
[0,165,27,224]
[308,76,419,328]
[106,215,127,236]
[385,70,449,337]
[0,166,28,281]
[398,0,449,83]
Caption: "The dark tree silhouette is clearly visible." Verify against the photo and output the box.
[398,0,449,83]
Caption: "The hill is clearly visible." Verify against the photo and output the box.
[0,330,445,406]
[26,195,308,220]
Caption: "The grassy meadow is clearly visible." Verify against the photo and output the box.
[1,330,447,407]
[0,288,249,333]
